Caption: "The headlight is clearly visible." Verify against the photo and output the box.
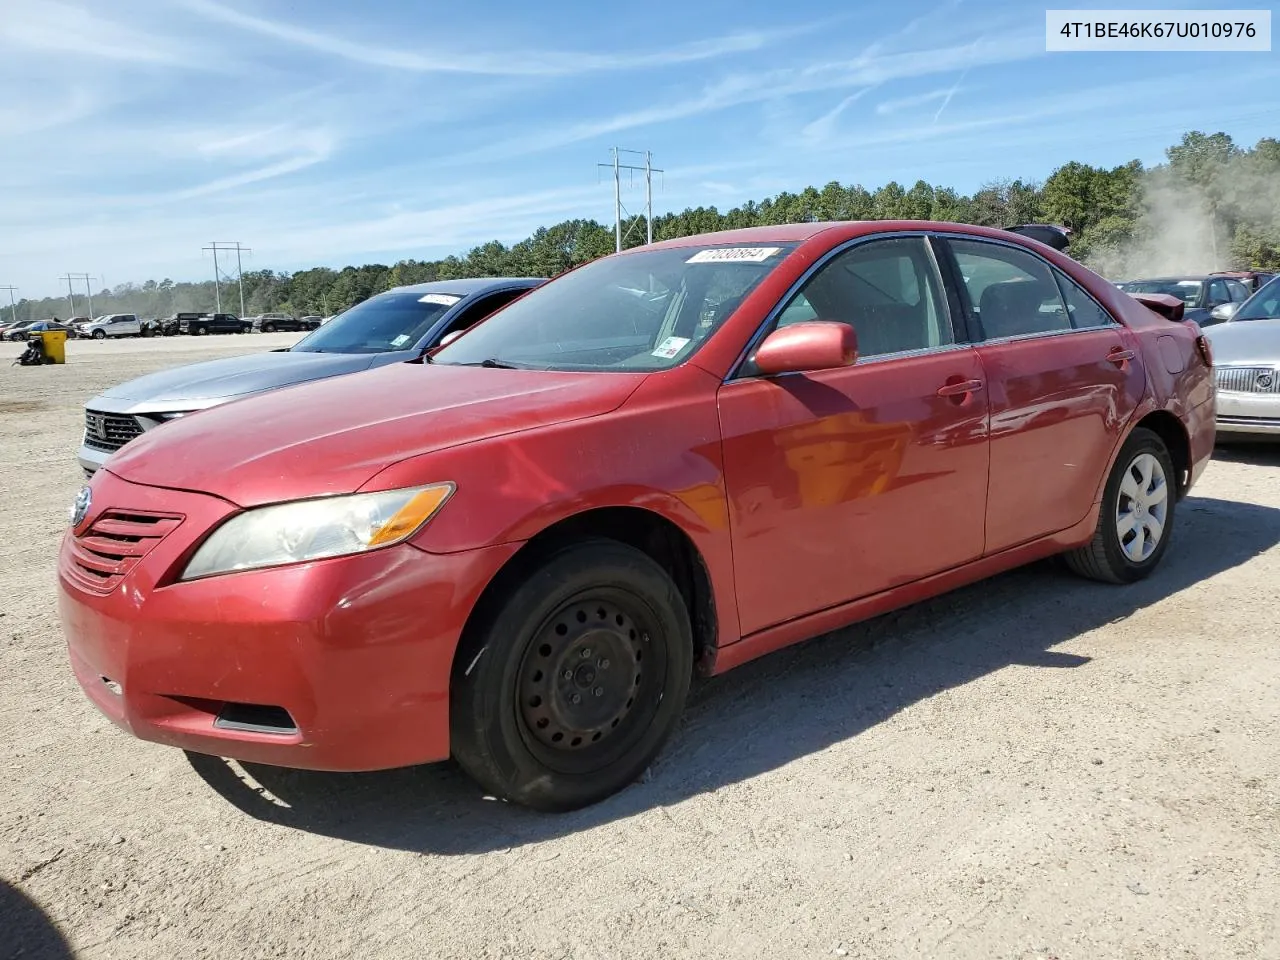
[180,483,454,580]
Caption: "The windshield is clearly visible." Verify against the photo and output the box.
[432,243,797,371]
[290,291,460,354]
[1235,276,1280,321]
[1118,279,1202,306]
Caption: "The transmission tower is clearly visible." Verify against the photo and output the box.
[202,242,252,315]
[597,148,664,252]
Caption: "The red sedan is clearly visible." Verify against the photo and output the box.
[58,221,1215,810]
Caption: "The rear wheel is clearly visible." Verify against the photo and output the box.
[1064,427,1176,584]
[451,539,692,811]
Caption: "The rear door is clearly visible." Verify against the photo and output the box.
[938,235,1145,554]
[718,235,990,635]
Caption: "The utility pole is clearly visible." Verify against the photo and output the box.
[597,148,664,252]
[61,273,96,318]
[60,275,78,318]
[203,242,252,314]
[0,286,16,325]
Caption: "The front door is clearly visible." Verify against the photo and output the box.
[941,236,1145,554]
[718,236,990,636]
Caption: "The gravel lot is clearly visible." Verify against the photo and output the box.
[2,335,1278,960]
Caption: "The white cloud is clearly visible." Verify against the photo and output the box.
[177,0,812,76]
[802,88,876,143]
[0,0,204,65]
[875,88,954,116]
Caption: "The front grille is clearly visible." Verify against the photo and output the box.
[83,410,144,452]
[1214,365,1280,394]
[67,510,183,595]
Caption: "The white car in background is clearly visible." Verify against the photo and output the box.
[80,314,141,339]
[1204,275,1280,439]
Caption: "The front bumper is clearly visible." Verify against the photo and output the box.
[1215,391,1280,437]
[57,469,519,771]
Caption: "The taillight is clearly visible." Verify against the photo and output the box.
[1195,334,1213,367]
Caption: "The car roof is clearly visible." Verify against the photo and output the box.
[389,277,545,296]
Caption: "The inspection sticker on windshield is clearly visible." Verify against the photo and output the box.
[686,246,781,264]
[652,336,690,359]
[418,293,462,306]
[390,334,411,347]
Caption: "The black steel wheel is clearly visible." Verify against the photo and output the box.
[451,538,692,811]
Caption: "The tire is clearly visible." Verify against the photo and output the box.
[451,538,693,811]
[262,323,275,333]
[193,325,206,336]
[1064,427,1176,584]
[92,329,105,340]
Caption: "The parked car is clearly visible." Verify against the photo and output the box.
[3,320,41,341]
[1209,269,1275,294]
[139,317,179,337]
[180,313,252,335]
[75,277,544,475]
[300,315,324,329]
[81,314,142,339]
[1203,276,1280,439]
[58,222,1214,810]
[65,317,91,337]
[24,320,76,335]
[1115,275,1250,325]
[252,313,308,333]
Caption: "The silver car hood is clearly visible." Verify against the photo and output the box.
[90,350,392,412]
[1204,318,1280,366]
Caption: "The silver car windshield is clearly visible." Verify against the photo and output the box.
[431,243,797,372]
[1234,276,1280,321]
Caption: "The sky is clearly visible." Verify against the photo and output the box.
[2,0,1278,299]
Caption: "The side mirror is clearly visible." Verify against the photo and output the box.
[438,330,465,348]
[1209,302,1240,323]
[752,321,858,376]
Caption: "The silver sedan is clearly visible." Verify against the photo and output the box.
[1204,276,1280,439]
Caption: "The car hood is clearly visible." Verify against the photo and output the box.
[1204,317,1280,366]
[93,351,384,409]
[105,362,646,506]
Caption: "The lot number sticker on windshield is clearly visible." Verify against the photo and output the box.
[419,294,462,306]
[390,334,411,347]
[686,247,781,264]
[652,336,690,359]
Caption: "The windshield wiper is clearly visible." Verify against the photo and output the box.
[449,357,519,368]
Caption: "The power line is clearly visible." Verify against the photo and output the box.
[0,286,17,325]
[202,242,252,315]
[597,148,664,252]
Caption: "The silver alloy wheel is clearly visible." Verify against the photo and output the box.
[1116,452,1168,562]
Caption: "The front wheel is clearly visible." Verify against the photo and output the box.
[92,329,105,340]
[451,539,693,811]
[1064,427,1176,584]
[193,325,206,336]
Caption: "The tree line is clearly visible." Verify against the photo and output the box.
[11,129,1278,323]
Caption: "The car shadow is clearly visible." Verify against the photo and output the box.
[186,494,1280,855]
[0,879,74,960]
[1213,440,1280,465]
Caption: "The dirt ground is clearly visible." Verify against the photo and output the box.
[2,335,1278,960]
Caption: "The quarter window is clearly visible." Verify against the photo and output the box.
[949,239,1071,339]
[773,237,952,357]
[1053,269,1114,329]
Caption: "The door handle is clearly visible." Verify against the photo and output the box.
[937,379,984,397]
[1107,347,1136,365]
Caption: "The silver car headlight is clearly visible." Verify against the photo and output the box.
[180,483,454,580]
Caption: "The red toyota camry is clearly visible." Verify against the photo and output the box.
[58,221,1215,811]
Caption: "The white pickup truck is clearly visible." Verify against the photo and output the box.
[81,314,142,339]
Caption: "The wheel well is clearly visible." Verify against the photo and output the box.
[460,507,719,678]
[1135,410,1191,499]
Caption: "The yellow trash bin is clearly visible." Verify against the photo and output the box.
[37,329,67,364]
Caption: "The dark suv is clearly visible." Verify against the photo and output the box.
[252,313,308,333]
[180,313,252,335]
